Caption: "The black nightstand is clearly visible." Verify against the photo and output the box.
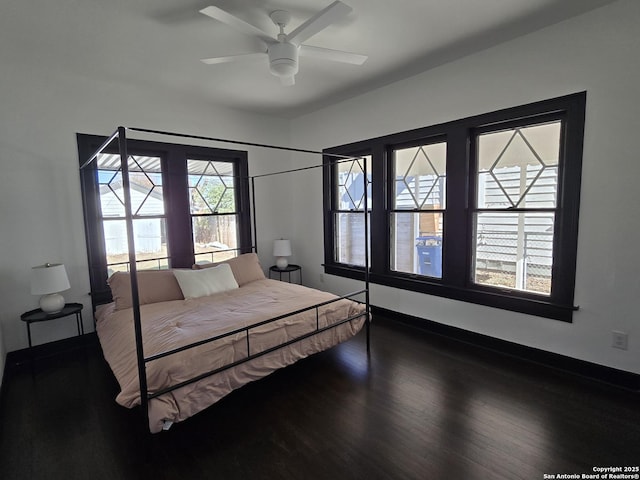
[269,264,302,284]
[20,303,84,349]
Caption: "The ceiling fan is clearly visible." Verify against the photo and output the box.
[199,1,367,86]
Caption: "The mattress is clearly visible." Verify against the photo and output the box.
[95,278,367,433]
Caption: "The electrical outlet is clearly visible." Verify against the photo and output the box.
[612,331,628,350]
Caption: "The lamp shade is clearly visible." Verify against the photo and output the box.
[31,263,70,295]
[273,239,292,269]
[273,239,292,257]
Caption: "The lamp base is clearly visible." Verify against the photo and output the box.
[40,293,65,314]
[275,257,289,269]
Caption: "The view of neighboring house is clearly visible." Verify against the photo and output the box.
[338,121,559,295]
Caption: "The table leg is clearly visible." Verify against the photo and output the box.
[27,322,32,349]
[76,312,85,336]
[26,322,34,373]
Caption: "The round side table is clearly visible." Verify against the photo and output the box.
[20,302,84,349]
[268,264,302,284]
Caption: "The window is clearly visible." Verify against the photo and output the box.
[332,155,371,266]
[96,154,169,272]
[78,135,251,304]
[473,121,560,295]
[188,159,239,264]
[391,141,446,278]
[323,93,586,321]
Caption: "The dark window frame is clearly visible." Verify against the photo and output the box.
[323,92,586,321]
[78,134,251,306]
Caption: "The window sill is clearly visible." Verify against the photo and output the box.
[323,264,575,322]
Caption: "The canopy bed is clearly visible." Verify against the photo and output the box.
[80,126,371,433]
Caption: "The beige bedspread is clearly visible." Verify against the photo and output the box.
[96,279,366,433]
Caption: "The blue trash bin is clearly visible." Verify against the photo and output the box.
[416,236,442,277]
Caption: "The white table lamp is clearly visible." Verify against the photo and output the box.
[273,239,292,269]
[31,263,71,314]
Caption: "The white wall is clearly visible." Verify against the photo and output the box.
[0,65,292,353]
[291,0,640,374]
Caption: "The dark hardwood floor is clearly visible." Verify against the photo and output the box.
[1,316,639,480]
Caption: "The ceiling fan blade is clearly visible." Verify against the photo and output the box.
[299,45,367,65]
[280,75,295,86]
[200,52,266,65]
[199,6,275,45]
[287,1,352,45]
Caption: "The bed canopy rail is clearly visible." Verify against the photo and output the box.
[80,126,371,433]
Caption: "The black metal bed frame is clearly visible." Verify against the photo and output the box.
[80,126,371,433]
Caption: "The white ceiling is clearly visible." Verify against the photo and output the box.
[1,0,617,118]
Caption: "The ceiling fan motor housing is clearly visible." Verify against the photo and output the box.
[268,42,299,77]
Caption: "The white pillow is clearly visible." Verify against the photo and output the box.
[173,264,239,299]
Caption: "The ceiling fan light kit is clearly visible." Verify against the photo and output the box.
[268,42,299,78]
[199,1,367,86]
